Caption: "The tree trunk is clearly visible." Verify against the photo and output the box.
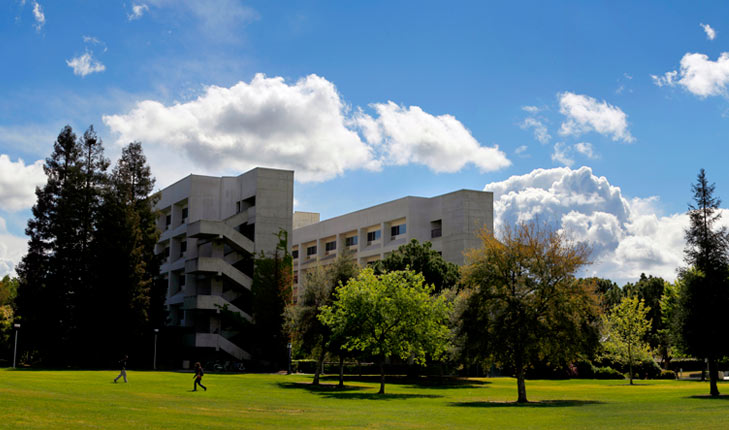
[378,356,386,394]
[312,349,325,386]
[516,367,528,403]
[709,357,720,397]
[628,342,633,385]
[338,355,345,389]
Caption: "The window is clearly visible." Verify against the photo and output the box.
[179,273,186,286]
[391,224,406,238]
[180,240,187,255]
[163,247,170,258]
[345,236,358,247]
[181,207,188,223]
[293,271,299,284]
[431,219,442,238]
[367,230,381,242]
[236,201,241,214]
[292,249,299,259]
[325,241,336,252]
[306,245,317,256]
[165,215,171,229]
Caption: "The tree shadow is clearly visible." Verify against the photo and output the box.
[451,400,604,408]
[276,381,366,392]
[316,392,444,401]
[687,394,729,400]
[319,375,490,389]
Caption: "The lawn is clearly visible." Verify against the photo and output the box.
[1,369,728,429]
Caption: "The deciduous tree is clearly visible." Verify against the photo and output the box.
[601,296,652,385]
[319,268,451,394]
[459,222,597,403]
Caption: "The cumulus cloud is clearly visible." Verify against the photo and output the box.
[558,92,634,143]
[483,166,713,283]
[653,53,729,98]
[32,1,44,31]
[357,102,510,173]
[701,23,716,40]
[128,3,149,20]
[0,154,45,212]
[104,74,510,185]
[0,217,28,277]
[520,117,551,144]
[66,52,106,77]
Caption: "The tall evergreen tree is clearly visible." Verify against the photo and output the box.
[16,125,108,365]
[90,142,163,365]
[679,169,729,397]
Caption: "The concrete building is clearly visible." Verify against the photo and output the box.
[291,189,493,300]
[155,167,293,363]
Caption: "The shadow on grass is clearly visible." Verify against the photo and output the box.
[276,381,367,392]
[276,381,443,400]
[687,394,729,400]
[451,400,604,408]
[319,375,490,389]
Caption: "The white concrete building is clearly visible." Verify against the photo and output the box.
[155,168,293,363]
[291,189,493,300]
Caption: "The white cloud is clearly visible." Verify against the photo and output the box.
[522,105,540,114]
[143,0,258,40]
[483,166,708,284]
[66,52,106,77]
[0,217,29,277]
[701,23,716,40]
[651,70,678,87]
[128,3,149,20]
[655,53,729,98]
[32,1,44,31]
[0,154,45,212]
[104,74,510,186]
[83,35,108,52]
[574,142,597,159]
[515,145,528,154]
[520,117,551,144]
[551,142,573,167]
[558,92,634,143]
[358,102,510,173]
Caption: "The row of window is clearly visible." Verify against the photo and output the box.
[293,224,408,259]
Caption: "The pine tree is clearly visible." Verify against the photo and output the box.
[680,169,729,397]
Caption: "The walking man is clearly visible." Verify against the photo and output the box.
[114,355,128,383]
[193,362,207,391]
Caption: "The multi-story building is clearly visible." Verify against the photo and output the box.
[291,189,493,300]
[155,167,293,363]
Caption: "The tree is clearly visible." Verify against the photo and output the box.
[0,276,18,358]
[623,274,670,363]
[319,268,451,394]
[16,125,109,365]
[602,296,652,385]
[250,230,293,369]
[89,141,163,364]
[286,251,359,386]
[680,169,729,397]
[377,239,460,293]
[580,277,622,312]
[658,280,681,365]
[459,222,597,403]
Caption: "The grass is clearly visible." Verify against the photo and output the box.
[1,369,729,429]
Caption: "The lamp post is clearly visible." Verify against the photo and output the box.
[12,323,20,369]
[153,329,159,370]
[287,342,292,374]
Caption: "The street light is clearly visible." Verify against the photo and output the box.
[153,329,159,370]
[12,323,20,369]
[287,342,292,374]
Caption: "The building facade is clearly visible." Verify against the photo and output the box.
[155,168,293,363]
[291,189,493,300]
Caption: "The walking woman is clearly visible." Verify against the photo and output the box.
[193,362,207,391]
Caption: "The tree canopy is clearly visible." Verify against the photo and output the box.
[319,268,451,394]
[459,222,598,403]
[377,239,460,292]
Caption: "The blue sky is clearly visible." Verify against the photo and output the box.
[3,0,729,282]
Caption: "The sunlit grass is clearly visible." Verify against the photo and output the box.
[0,369,728,429]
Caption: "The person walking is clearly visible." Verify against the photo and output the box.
[193,362,207,391]
[114,355,128,383]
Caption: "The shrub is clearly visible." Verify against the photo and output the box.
[572,358,597,379]
[593,366,625,380]
[658,369,677,380]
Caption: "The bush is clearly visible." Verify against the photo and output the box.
[632,359,662,379]
[572,358,597,379]
[593,367,625,379]
[657,369,677,380]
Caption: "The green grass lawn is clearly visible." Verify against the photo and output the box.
[1,369,728,429]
